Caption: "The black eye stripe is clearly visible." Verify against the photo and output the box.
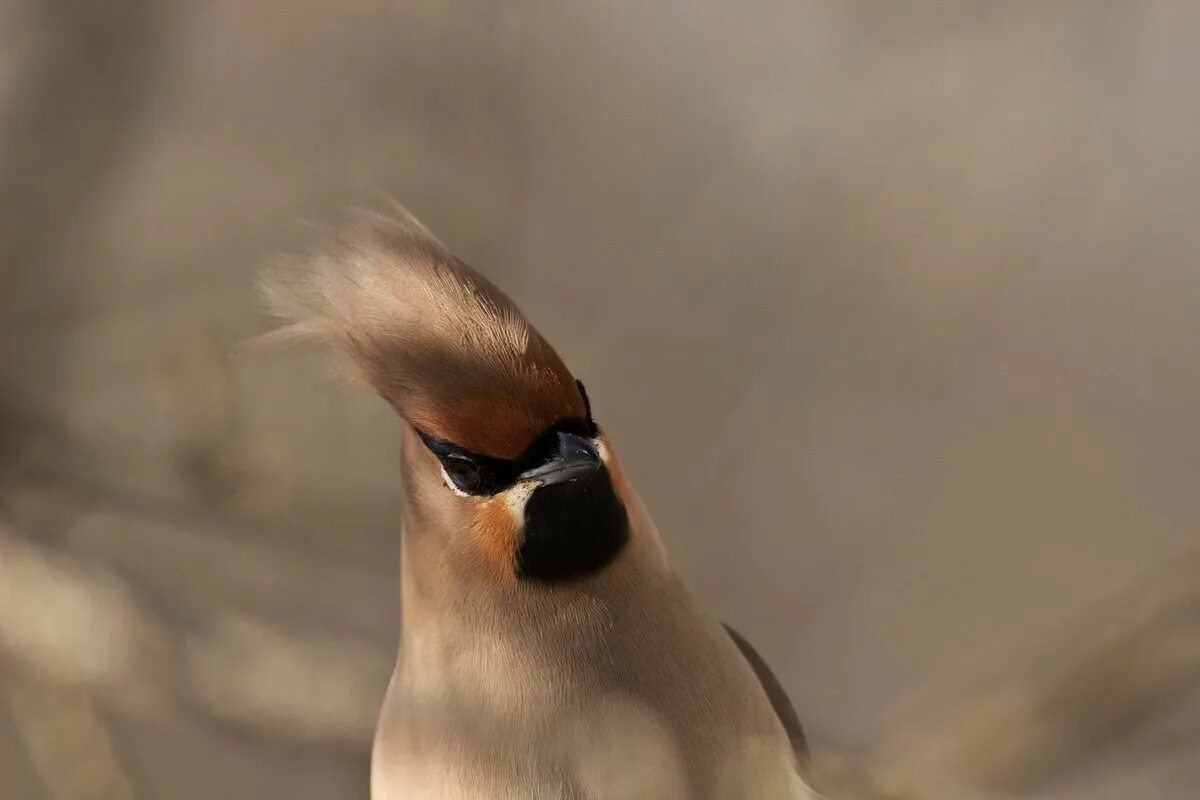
[415,416,599,497]
[416,430,516,495]
[441,455,484,493]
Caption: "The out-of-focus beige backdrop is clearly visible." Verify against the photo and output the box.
[3,2,1199,798]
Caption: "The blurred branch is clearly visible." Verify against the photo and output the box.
[869,549,1200,796]
[1,474,397,640]
[0,517,390,751]
[4,476,1198,798]
[5,668,139,800]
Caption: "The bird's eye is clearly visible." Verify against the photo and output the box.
[442,456,483,495]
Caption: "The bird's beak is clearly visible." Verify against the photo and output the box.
[518,431,600,486]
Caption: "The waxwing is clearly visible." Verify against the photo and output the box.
[261,208,812,800]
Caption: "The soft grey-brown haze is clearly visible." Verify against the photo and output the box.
[2,2,1199,798]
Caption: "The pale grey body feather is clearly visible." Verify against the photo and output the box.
[371,460,813,800]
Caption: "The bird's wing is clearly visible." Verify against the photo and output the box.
[723,624,808,762]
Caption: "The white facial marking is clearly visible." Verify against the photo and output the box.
[440,436,607,504]
[504,480,537,521]
[438,464,471,498]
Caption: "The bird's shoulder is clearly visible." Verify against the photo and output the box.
[722,623,808,762]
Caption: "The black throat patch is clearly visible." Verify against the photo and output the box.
[517,464,629,582]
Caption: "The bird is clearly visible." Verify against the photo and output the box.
[260,208,812,800]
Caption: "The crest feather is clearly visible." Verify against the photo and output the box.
[259,208,585,458]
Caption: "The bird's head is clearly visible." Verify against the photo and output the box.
[261,209,632,583]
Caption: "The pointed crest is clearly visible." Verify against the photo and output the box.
[259,208,585,458]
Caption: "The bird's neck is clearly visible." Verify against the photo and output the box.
[395,493,672,672]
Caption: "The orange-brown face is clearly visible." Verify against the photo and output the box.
[411,402,631,583]
[399,337,588,461]
[471,493,528,581]
[263,206,628,581]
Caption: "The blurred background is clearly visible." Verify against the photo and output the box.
[2,1,1199,798]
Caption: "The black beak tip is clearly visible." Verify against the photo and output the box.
[520,432,600,486]
[556,431,598,463]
